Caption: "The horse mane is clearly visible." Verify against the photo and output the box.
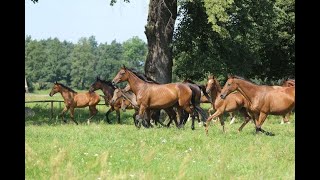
[98,79,115,89]
[231,75,255,84]
[126,68,160,84]
[56,83,77,93]
[183,79,197,84]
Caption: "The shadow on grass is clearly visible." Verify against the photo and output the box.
[25,104,135,126]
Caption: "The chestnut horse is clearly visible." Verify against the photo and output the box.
[111,87,177,128]
[49,82,100,125]
[205,75,252,132]
[282,78,295,87]
[112,66,205,129]
[89,77,135,124]
[209,75,295,136]
[280,78,295,124]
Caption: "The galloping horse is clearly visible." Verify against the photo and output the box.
[49,82,100,125]
[89,77,134,124]
[112,66,204,129]
[111,86,177,128]
[208,75,295,136]
[205,75,252,132]
[181,79,210,129]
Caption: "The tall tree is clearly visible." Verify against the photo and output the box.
[144,0,177,83]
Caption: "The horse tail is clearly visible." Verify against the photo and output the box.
[198,85,212,103]
[190,86,208,123]
[195,106,208,123]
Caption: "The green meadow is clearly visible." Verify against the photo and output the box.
[25,91,295,179]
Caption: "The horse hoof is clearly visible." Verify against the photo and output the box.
[191,126,195,130]
[266,132,275,136]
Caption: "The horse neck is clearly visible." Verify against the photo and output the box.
[60,88,76,101]
[127,71,146,95]
[234,79,259,103]
[101,83,114,100]
[210,80,222,103]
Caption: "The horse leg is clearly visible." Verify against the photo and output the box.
[132,110,138,127]
[256,112,274,136]
[69,107,78,125]
[238,108,252,132]
[105,107,114,124]
[218,115,225,133]
[136,105,147,129]
[176,107,184,128]
[281,112,291,124]
[146,109,153,128]
[229,112,236,124]
[164,108,177,128]
[205,110,223,135]
[87,106,98,125]
[116,109,121,124]
[60,106,69,123]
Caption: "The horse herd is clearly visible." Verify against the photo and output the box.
[49,66,295,136]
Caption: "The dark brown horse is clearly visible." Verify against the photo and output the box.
[112,66,204,129]
[210,75,295,136]
[205,75,252,132]
[49,82,100,125]
[181,79,210,129]
[89,77,134,124]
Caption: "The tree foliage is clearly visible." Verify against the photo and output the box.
[173,0,295,83]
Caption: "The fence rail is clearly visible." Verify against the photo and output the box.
[25,100,107,119]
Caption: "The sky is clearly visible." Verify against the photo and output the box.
[25,0,149,44]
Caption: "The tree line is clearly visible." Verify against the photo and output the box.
[25,36,147,91]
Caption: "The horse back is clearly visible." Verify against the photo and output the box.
[264,86,295,114]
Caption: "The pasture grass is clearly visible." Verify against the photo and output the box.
[25,93,295,179]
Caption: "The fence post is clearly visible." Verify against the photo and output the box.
[51,101,53,120]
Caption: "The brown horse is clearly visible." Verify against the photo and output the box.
[89,77,134,124]
[280,78,295,124]
[112,66,203,129]
[111,86,177,128]
[282,78,295,87]
[49,82,100,125]
[205,75,252,132]
[210,75,295,136]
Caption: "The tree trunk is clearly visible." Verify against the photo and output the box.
[144,0,177,84]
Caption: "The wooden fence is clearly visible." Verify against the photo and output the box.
[25,100,106,119]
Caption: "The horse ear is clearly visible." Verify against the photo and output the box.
[123,64,126,69]
[55,81,57,84]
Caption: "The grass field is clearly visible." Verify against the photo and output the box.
[25,91,295,179]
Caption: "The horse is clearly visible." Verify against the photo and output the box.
[280,78,295,124]
[110,86,177,128]
[209,75,295,136]
[282,78,295,87]
[112,66,206,129]
[89,77,135,124]
[49,81,100,125]
[180,79,210,129]
[204,75,252,133]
